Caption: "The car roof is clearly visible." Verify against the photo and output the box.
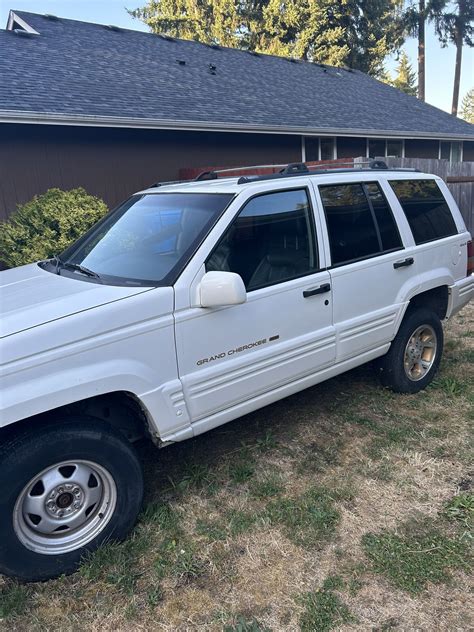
[136,169,440,196]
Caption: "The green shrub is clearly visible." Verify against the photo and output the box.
[0,188,108,267]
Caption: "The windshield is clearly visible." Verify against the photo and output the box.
[60,193,234,285]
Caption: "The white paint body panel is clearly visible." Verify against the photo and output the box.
[0,171,472,444]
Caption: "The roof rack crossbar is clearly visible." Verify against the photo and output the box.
[194,162,292,180]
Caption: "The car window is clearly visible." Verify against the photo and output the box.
[389,179,457,245]
[319,183,381,265]
[365,182,402,251]
[63,193,233,285]
[206,189,318,291]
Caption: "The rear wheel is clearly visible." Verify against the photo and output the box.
[377,308,443,393]
[0,417,143,581]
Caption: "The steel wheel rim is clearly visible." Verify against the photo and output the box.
[403,324,437,382]
[13,460,117,555]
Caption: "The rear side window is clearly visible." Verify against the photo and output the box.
[365,183,402,251]
[389,179,457,245]
[319,182,402,266]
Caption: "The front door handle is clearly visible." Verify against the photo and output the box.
[393,257,414,269]
[303,283,331,298]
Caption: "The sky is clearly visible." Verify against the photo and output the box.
[1,0,473,114]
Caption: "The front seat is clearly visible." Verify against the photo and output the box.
[206,242,232,272]
[248,250,308,290]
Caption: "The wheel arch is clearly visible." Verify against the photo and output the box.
[406,285,449,320]
[0,391,159,445]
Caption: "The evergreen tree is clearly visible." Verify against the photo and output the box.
[435,0,474,115]
[129,0,405,76]
[392,50,418,95]
[460,87,474,122]
[403,0,447,101]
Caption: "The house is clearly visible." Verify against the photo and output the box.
[1,9,474,221]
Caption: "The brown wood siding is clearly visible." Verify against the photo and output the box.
[0,124,301,221]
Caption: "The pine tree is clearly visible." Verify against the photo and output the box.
[403,0,447,101]
[460,87,474,122]
[129,0,405,76]
[435,0,474,115]
[392,51,418,95]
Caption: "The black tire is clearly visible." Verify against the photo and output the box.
[0,417,143,582]
[376,308,444,394]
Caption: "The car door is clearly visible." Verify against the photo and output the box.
[312,178,419,363]
[173,185,336,436]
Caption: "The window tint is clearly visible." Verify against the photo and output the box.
[389,179,457,244]
[206,189,318,291]
[365,183,402,251]
[319,184,380,265]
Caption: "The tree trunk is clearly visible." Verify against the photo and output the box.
[418,0,425,101]
[452,28,463,116]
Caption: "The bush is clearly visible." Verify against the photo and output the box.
[0,188,108,268]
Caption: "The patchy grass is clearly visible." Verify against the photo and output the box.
[249,472,284,499]
[224,615,270,631]
[266,487,341,548]
[362,519,471,594]
[444,492,474,532]
[0,584,29,620]
[299,579,354,631]
[0,304,472,630]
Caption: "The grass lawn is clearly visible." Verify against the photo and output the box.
[1,304,472,631]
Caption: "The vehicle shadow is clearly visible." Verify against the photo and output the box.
[136,361,380,506]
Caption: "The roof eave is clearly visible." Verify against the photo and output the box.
[0,110,473,141]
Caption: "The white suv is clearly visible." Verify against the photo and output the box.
[1,161,472,581]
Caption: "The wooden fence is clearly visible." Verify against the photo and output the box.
[375,157,474,234]
[185,156,474,235]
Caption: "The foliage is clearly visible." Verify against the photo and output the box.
[402,0,448,100]
[434,0,474,49]
[0,188,108,268]
[129,0,405,75]
[460,87,474,122]
[434,0,474,113]
[403,0,448,37]
[392,50,418,95]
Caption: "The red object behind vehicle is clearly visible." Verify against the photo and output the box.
[467,240,474,276]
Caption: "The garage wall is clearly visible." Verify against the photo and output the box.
[0,124,302,221]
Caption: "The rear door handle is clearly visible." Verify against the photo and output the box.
[393,257,414,269]
[303,283,331,298]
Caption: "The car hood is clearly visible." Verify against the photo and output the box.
[0,263,151,338]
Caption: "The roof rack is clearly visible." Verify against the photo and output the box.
[196,159,419,185]
[238,160,423,184]
[149,159,419,189]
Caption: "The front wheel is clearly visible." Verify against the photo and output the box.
[0,417,143,581]
[376,308,444,394]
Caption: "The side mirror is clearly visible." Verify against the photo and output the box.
[199,271,247,308]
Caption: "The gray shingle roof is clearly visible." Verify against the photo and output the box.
[2,10,473,139]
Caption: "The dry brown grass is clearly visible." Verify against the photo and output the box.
[1,304,472,631]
